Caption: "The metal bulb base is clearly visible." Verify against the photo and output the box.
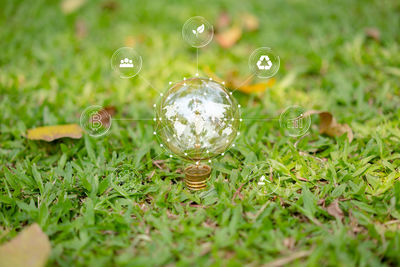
[184,164,211,191]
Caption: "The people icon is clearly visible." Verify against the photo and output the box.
[120,58,134,68]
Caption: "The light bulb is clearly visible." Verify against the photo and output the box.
[156,77,239,160]
[155,77,240,189]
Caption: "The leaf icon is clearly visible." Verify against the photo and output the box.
[197,24,204,34]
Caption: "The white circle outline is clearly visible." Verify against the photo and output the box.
[79,105,112,138]
[182,16,214,48]
[110,47,142,79]
[279,105,311,137]
[248,47,280,79]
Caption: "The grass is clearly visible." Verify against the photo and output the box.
[1,0,400,266]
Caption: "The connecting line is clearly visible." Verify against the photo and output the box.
[241,118,279,121]
[112,118,153,121]
[139,75,163,95]
[230,74,255,94]
[196,48,199,75]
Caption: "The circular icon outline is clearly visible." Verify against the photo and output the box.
[111,47,142,79]
[279,105,311,137]
[80,105,112,137]
[248,164,281,196]
[248,47,280,79]
[182,16,214,48]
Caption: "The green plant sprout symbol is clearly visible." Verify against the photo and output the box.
[192,24,204,37]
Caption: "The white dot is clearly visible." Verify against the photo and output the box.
[221,153,224,156]
[120,60,123,63]
[183,77,186,80]
[169,81,172,85]
[153,104,156,107]
[222,81,225,85]
[208,160,211,163]
[231,118,234,121]
[153,131,156,135]
[184,152,188,156]
[206,150,209,153]
[204,93,207,96]
[160,93,163,96]
[238,104,241,108]
[196,161,199,165]
[240,119,243,122]
[226,140,229,143]
[238,132,241,135]
[160,144,163,147]
[153,118,156,121]
[159,118,162,121]
[232,144,236,147]
[230,92,232,95]
[184,83,186,86]
[169,155,173,158]
[167,138,170,142]
[196,73,199,76]
[209,78,212,81]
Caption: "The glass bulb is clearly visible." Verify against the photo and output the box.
[156,78,240,161]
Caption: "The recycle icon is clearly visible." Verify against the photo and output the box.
[257,55,272,70]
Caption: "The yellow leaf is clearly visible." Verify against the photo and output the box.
[215,26,242,49]
[0,224,51,267]
[61,0,85,14]
[238,79,276,94]
[27,124,83,142]
[241,13,259,32]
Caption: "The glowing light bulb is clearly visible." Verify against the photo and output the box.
[155,77,240,189]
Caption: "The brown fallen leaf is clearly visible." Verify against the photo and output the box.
[203,67,275,94]
[326,199,344,221]
[304,110,353,142]
[27,124,83,142]
[239,80,276,94]
[75,19,87,39]
[61,0,85,14]
[101,0,119,11]
[216,11,231,30]
[215,25,242,49]
[0,224,51,267]
[365,27,380,42]
[241,13,259,32]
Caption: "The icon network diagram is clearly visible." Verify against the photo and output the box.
[79,15,312,192]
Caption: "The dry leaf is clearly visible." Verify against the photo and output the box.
[215,26,242,49]
[93,106,116,128]
[0,224,51,267]
[304,110,353,142]
[216,12,231,30]
[326,199,344,221]
[75,19,87,39]
[203,67,275,94]
[101,0,119,11]
[241,13,259,32]
[365,27,380,42]
[27,124,83,142]
[239,80,276,94]
[61,0,85,14]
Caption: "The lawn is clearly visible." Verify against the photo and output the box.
[1,0,400,266]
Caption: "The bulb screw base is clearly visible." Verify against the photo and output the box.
[184,164,211,191]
